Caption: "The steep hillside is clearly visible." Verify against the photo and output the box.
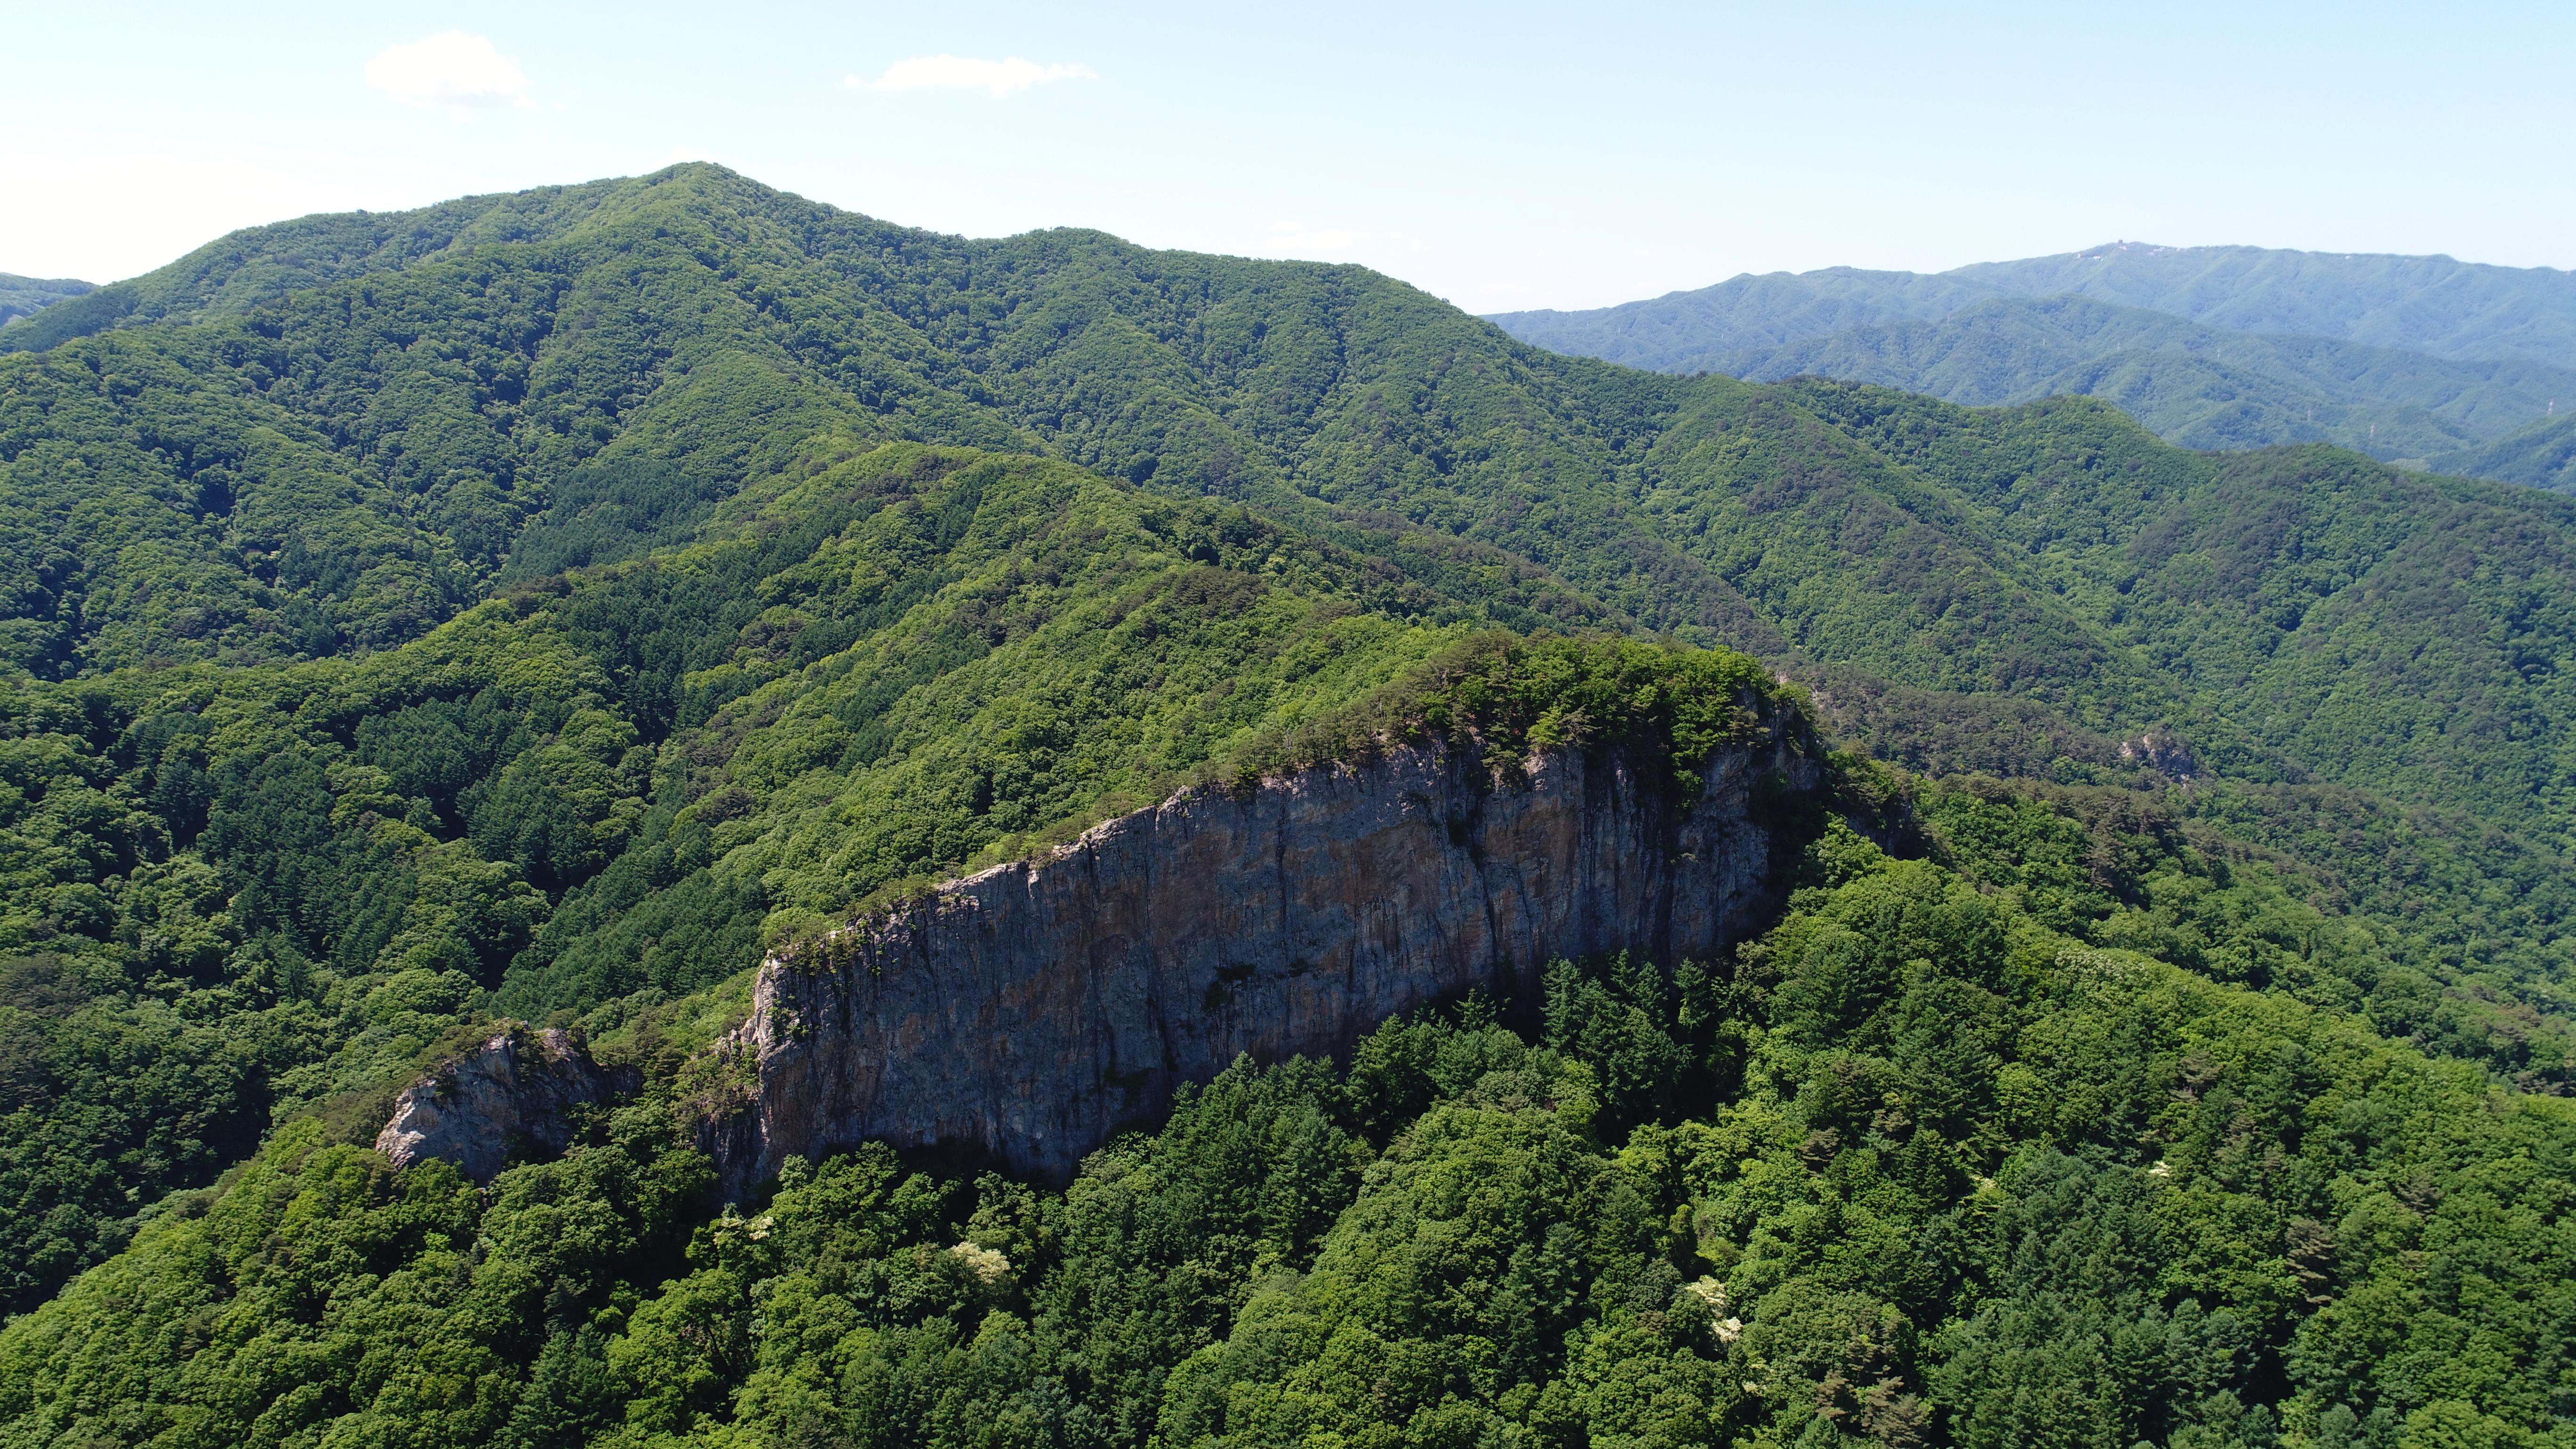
[9,789,2575,1449]
[5,173,2576,1447]
[15,167,2576,853]
[0,441,1492,1312]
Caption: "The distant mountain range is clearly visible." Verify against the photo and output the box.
[1489,243,2576,490]
[0,272,93,327]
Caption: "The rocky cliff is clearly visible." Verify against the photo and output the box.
[703,732,1814,1189]
[377,1027,638,1181]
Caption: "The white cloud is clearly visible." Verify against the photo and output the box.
[847,55,1095,98]
[656,146,718,167]
[365,32,532,113]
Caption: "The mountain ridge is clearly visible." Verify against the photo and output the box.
[1491,240,2576,371]
[6,169,2576,1449]
[1489,242,2576,483]
[1706,293,2576,461]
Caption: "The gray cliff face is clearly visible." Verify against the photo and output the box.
[713,737,1810,1188]
[376,1027,637,1182]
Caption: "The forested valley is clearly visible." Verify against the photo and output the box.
[4,165,2576,1448]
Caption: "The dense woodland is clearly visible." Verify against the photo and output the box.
[4,167,2576,1446]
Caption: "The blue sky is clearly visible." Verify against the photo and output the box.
[3,1,2568,312]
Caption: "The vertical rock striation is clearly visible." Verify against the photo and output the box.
[710,734,1813,1189]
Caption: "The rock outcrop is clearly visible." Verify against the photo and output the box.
[376,1027,637,1181]
[705,733,1813,1189]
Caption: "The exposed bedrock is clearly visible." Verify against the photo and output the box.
[376,1027,639,1181]
[708,734,1816,1190]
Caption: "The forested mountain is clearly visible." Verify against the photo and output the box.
[1706,295,2576,462]
[1490,242,2576,373]
[5,167,2576,1448]
[0,183,629,355]
[13,167,2576,843]
[1950,243,2576,366]
[2436,410,2576,491]
[1489,243,2576,479]
[1488,267,1996,373]
[0,274,92,329]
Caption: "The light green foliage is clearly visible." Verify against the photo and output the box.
[0,439,1498,1312]
[15,165,2576,870]
[11,830,2574,1447]
[0,1105,714,1449]
[4,169,2576,1445]
[498,442,1481,1006]
[1916,775,2576,1081]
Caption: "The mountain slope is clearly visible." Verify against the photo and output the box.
[1709,294,2576,460]
[1484,266,1995,371]
[8,791,2574,1449]
[1488,243,2576,476]
[1954,241,2576,366]
[0,439,1495,1312]
[3,172,2576,1446]
[0,274,92,329]
[16,166,2576,852]
[2437,410,2576,491]
[0,182,629,354]
[1491,241,2576,373]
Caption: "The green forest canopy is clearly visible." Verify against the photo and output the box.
[3,169,2576,1447]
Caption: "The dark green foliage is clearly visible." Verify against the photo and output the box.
[13,166,2576,876]
[7,171,2576,1447]
[1216,629,1785,808]
[11,835,2572,1448]
[0,441,1495,1311]
[1794,384,2576,852]
[498,459,733,582]
[1915,775,2576,1084]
